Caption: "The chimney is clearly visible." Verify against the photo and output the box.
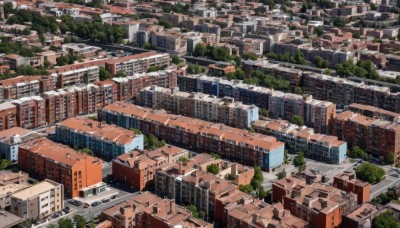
[153,205,160,214]
[252,214,258,224]
[321,200,328,209]
[170,200,176,214]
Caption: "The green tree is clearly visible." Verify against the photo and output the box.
[130,128,142,135]
[348,146,368,160]
[80,148,93,155]
[386,152,395,164]
[333,18,346,27]
[291,115,304,126]
[293,151,305,167]
[99,66,112,81]
[314,26,324,36]
[145,134,165,150]
[314,56,330,68]
[158,19,173,29]
[239,184,253,194]
[372,210,400,228]
[242,52,258,60]
[194,44,207,57]
[259,108,269,118]
[73,215,86,228]
[58,218,74,228]
[250,166,263,189]
[171,55,182,65]
[22,28,31,35]
[115,71,126,77]
[179,156,189,163]
[198,211,206,220]
[0,159,11,170]
[353,32,361,39]
[256,186,269,199]
[276,169,286,179]
[186,205,199,218]
[372,188,398,205]
[356,163,385,184]
[294,87,304,95]
[284,150,289,164]
[206,163,220,175]
[209,152,221,159]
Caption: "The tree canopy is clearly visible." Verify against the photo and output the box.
[356,163,385,184]
[144,134,165,150]
[348,146,368,160]
[293,151,305,167]
[372,210,400,228]
[290,115,304,126]
[206,164,220,175]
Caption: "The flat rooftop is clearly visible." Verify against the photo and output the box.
[11,180,56,200]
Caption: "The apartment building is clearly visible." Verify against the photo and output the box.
[0,127,42,162]
[0,171,29,186]
[44,89,76,125]
[18,138,102,197]
[208,64,236,77]
[177,170,237,221]
[236,38,264,56]
[302,72,400,113]
[140,86,259,129]
[0,75,56,100]
[52,66,99,88]
[347,103,400,122]
[98,102,285,171]
[0,183,30,210]
[333,172,371,204]
[155,154,254,203]
[273,44,355,67]
[273,176,358,228]
[332,110,400,163]
[242,59,303,89]
[56,117,144,160]
[0,102,17,131]
[61,43,101,58]
[226,201,308,228]
[10,179,64,220]
[112,69,177,101]
[105,52,170,76]
[3,54,29,70]
[342,203,382,228]
[178,74,336,134]
[112,145,188,190]
[101,192,212,228]
[12,96,46,129]
[150,31,186,54]
[252,119,347,164]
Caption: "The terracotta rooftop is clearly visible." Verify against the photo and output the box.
[105,51,162,64]
[102,102,284,152]
[20,138,100,167]
[0,75,43,87]
[345,203,381,222]
[57,117,138,145]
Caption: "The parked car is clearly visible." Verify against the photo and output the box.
[69,200,82,206]
[102,198,110,203]
[84,203,90,208]
[91,201,101,207]
[63,207,70,213]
